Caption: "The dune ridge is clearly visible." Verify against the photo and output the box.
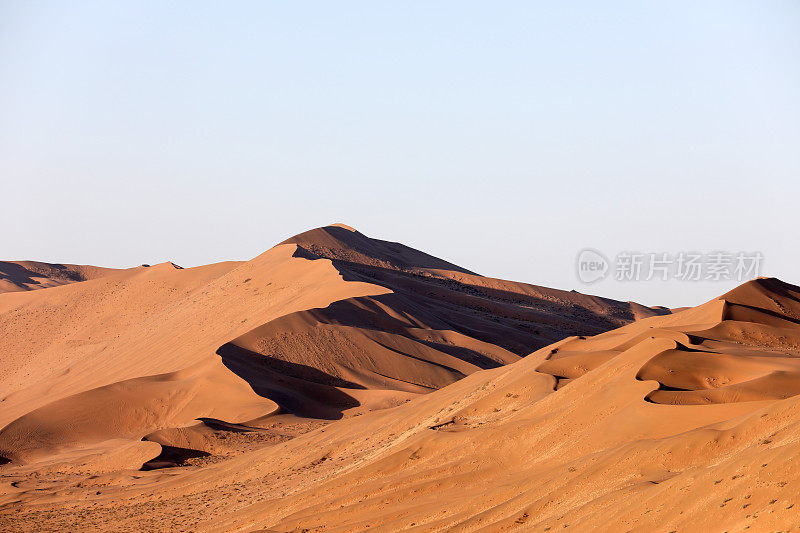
[0,261,125,294]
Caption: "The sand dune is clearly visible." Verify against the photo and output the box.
[6,229,800,531]
[0,225,655,474]
[162,279,800,531]
[0,359,275,465]
[534,278,800,406]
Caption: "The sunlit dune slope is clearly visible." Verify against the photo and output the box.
[207,277,800,532]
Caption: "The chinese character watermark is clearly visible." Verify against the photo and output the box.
[576,250,763,284]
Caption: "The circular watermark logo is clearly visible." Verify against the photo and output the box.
[576,248,609,284]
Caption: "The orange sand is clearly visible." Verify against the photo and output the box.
[4,227,796,531]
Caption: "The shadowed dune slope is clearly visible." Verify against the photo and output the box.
[0,225,658,469]
[217,225,670,407]
[0,261,125,293]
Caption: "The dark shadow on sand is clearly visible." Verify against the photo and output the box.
[217,343,362,420]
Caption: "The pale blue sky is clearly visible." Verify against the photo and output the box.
[1,2,798,307]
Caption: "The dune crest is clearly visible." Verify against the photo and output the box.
[535,277,800,405]
[0,261,124,294]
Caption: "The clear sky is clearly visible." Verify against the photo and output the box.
[2,1,798,308]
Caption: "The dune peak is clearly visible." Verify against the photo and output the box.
[327,222,358,232]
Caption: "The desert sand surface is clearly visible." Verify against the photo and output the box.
[4,227,799,531]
